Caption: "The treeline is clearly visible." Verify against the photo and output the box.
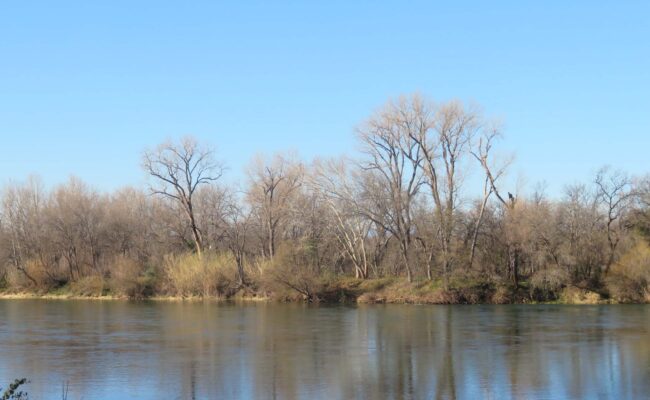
[1,94,649,303]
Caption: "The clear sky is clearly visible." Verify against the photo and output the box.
[1,1,648,196]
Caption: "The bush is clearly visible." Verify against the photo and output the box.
[605,274,646,303]
[108,256,156,299]
[607,239,650,302]
[164,253,236,297]
[4,259,67,292]
[559,286,602,304]
[262,264,326,302]
[69,275,107,296]
[529,267,569,301]
[491,285,515,304]
[256,252,327,302]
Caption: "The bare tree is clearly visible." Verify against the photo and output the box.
[142,136,224,256]
[246,153,303,260]
[473,130,519,285]
[357,97,424,282]
[1,177,46,286]
[595,166,634,273]
[558,183,604,281]
[221,196,251,286]
[310,158,372,279]
[469,127,511,270]
[406,97,482,285]
[45,177,106,281]
[632,176,650,237]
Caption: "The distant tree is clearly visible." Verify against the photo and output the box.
[408,96,484,285]
[246,153,302,260]
[474,132,519,285]
[221,194,252,286]
[46,177,106,280]
[142,136,224,256]
[469,127,511,270]
[1,177,46,286]
[595,166,634,273]
[311,158,372,279]
[357,97,424,282]
[558,183,605,281]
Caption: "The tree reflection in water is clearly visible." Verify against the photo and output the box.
[0,301,648,399]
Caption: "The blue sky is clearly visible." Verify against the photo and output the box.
[1,1,648,196]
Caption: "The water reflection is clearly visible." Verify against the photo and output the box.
[0,301,648,399]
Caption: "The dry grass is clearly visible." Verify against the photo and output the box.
[606,239,650,303]
[559,286,603,304]
[163,253,237,297]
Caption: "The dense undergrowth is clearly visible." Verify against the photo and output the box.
[1,251,647,304]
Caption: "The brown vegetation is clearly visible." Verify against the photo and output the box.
[1,95,649,304]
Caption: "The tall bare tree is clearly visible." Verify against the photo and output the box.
[474,131,519,285]
[142,136,224,256]
[406,96,483,285]
[469,127,511,270]
[357,97,424,282]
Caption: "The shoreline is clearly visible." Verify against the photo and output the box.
[2,276,646,305]
[0,292,271,302]
[0,291,642,305]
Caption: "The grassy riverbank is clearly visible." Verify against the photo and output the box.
[2,276,645,304]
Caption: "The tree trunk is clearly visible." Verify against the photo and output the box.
[400,240,412,282]
[469,190,490,270]
[508,245,519,287]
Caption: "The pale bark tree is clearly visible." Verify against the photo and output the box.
[469,127,511,270]
[473,133,519,285]
[310,158,372,279]
[406,97,482,285]
[357,97,424,282]
[1,177,46,285]
[142,136,224,257]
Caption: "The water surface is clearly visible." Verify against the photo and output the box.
[0,301,648,399]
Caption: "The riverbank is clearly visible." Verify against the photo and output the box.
[2,277,646,304]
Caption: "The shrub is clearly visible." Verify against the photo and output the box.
[69,275,107,296]
[559,286,602,304]
[256,251,326,302]
[605,274,645,303]
[164,253,236,297]
[4,259,66,292]
[529,267,569,301]
[263,264,326,302]
[108,256,156,299]
[607,239,650,302]
[491,285,515,304]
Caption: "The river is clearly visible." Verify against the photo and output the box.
[0,300,648,399]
